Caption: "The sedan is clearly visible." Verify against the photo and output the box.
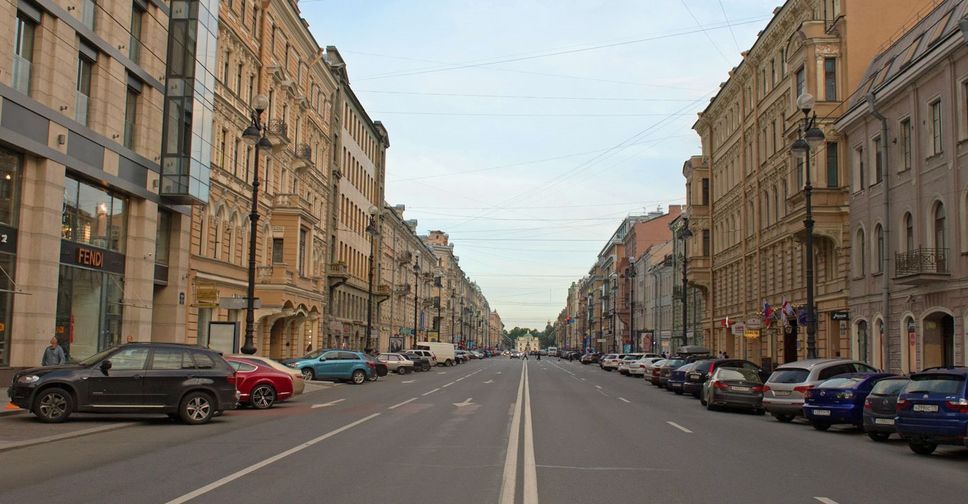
[803,373,895,431]
[378,353,415,374]
[629,357,663,377]
[668,362,700,394]
[655,359,686,388]
[683,358,765,399]
[701,366,765,413]
[862,376,911,442]
[226,357,295,409]
[233,354,305,395]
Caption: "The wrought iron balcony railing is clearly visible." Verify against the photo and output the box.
[895,248,948,277]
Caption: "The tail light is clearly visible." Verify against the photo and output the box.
[944,398,968,413]
[896,398,909,412]
[367,361,376,369]
[752,385,765,393]
[712,381,728,390]
[762,385,771,392]
[864,398,873,410]
[227,371,238,386]
[793,385,814,397]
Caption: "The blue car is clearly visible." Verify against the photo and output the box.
[281,349,375,384]
[803,373,895,431]
[896,367,968,455]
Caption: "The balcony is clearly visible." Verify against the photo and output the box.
[257,265,292,285]
[397,250,413,264]
[895,248,949,285]
[292,143,312,170]
[395,284,411,296]
[374,284,391,298]
[328,262,349,279]
[267,119,289,151]
[273,193,315,223]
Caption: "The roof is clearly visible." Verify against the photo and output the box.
[848,0,968,110]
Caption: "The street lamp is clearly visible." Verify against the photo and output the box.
[680,216,693,348]
[627,257,637,352]
[412,257,420,349]
[364,206,379,354]
[450,292,457,346]
[434,270,442,342]
[791,92,825,359]
[240,94,272,355]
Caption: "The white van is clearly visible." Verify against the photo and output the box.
[416,341,457,367]
[547,347,558,357]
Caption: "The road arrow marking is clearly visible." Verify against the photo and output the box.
[453,397,474,407]
[483,379,494,384]
[311,399,345,409]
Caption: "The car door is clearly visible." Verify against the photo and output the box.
[315,351,342,379]
[339,352,362,377]
[143,347,196,407]
[87,346,149,407]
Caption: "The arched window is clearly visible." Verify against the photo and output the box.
[213,207,225,260]
[855,228,866,277]
[874,224,884,274]
[856,320,869,363]
[904,212,914,252]
[934,202,946,251]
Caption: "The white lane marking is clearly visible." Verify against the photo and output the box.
[522,361,539,504]
[618,397,631,403]
[442,381,455,388]
[666,421,693,434]
[497,371,503,374]
[166,413,381,504]
[437,371,447,375]
[499,360,527,504]
[310,399,345,409]
[595,385,602,389]
[453,397,474,407]
[422,388,441,396]
[814,498,840,504]
[483,379,494,384]
[388,397,417,410]
[401,380,416,384]
[580,377,586,381]
[597,389,609,397]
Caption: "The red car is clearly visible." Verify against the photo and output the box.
[226,357,294,409]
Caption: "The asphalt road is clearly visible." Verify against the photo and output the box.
[1,358,966,504]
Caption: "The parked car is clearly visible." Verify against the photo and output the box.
[601,354,625,371]
[654,359,686,387]
[8,343,239,424]
[763,359,878,423]
[630,357,663,377]
[379,353,416,374]
[455,350,469,364]
[896,367,968,455]
[365,355,388,380]
[405,349,439,367]
[684,359,765,399]
[580,353,601,364]
[226,357,294,409]
[233,354,305,395]
[282,350,375,384]
[401,352,432,371]
[701,366,765,414]
[862,376,911,442]
[416,342,455,366]
[617,354,644,375]
[644,359,667,383]
[668,362,701,394]
[802,373,895,431]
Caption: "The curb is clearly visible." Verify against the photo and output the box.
[0,421,138,453]
[1,403,23,417]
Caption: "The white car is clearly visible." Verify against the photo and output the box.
[617,353,645,375]
[629,357,663,377]
[600,354,624,371]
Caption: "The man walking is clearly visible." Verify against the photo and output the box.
[42,337,66,366]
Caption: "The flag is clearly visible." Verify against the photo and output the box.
[763,302,774,328]
[781,300,795,319]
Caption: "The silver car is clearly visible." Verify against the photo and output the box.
[630,357,663,377]
[617,353,644,375]
[763,358,879,422]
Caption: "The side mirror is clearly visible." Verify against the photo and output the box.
[100,360,112,373]
[318,357,326,362]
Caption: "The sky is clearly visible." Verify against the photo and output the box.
[302,0,782,330]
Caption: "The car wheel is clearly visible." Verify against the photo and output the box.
[33,387,73,423]
[812,422,830,431]
[250,384,276,410]
[773,414,795,423]
[351,369,366,384]
[179,391,216,425]
[909,441,937,455]
[301,368,315,381]
[367,372,378,382]
[867,431,890,442]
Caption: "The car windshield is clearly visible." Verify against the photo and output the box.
[717,368,761,382]
[871,378,910,395]
[664,360,685,367]
[768,368,810,384]
[818,377,864,389]
[905,374,966,395]
[300,349,326,360]
[78,347,119,366]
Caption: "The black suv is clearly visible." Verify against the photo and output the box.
[7,343,239,424]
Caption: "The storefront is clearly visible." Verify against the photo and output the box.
[0,148,19,367]
[55,175,126,361]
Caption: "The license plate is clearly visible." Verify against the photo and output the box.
[773,390,790,396]
[689,373,700,380]
[812,409,831,416]
[730,386,751,392]
[874,418,895,425]
[913,404,939,413]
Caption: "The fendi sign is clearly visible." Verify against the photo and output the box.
[76,247,103,268]
[60,241,125,274]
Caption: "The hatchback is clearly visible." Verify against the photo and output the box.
[896,367,968,455]
[701,366,765,413]
[763,359,878,423]
[862,376,911,442]
[8,343,238,424]
[802,373,895,431]
[282,349,375,384]
[378,353,415,374]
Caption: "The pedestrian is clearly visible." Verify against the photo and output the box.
[723,352,729,359]
[42,337,66,366]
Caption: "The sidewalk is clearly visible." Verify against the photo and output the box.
[0,405,136,453]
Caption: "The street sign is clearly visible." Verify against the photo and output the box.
[219,297,261,310]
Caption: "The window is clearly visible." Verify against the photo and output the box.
[155,210,171,266]
[129,2,144,64]
[701,178,709,206]
[124,87,139,149]
[76,55,93,125]
[795,66,805,100]
[13,12,36,94]
[61,176,127,253]
[855,229,866,276]
[110,347,149,370]
[904,212,914,252]
[236,63,243,93]
[854,145,865,191]
[80,0,95,30]
[796,158,804,189]
[298,228,307,276]
[824,58,837,100]
[900,118,912,171]
[272,238,284,263]
[930,99,943,156]
[934,203,946,251]
[875,224,884,273]
[826,142,838,187]
[191,351,215,369]
[873,136,883,184]
[702,230,710,256]
[770,58,776,85]
[150,348,194,370]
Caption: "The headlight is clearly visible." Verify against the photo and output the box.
[17,375,40,384]
[287,362,299,368]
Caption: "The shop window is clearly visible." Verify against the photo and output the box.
[62,175,127,253]
[0,149,21,227]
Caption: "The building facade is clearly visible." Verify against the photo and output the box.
[379,204,436,352]
[837,0,968,372]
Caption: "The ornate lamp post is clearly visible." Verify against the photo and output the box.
[412,257,420,349]
[680,215,693,348]
[239,94,273,355]
[627,256,637,352]
[791,92,825,360]
[364,206,379,353]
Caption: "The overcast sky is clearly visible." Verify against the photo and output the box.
[303,0,781,329]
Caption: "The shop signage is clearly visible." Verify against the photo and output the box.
[0,224,17,255]
[76,247,103,268]
[60,241,125,274]
[744,329,759,339]
[731,323,746,336]
[831,311,849,321]
[746,318,762,329]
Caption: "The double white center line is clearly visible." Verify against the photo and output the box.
[500,361,538,504]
